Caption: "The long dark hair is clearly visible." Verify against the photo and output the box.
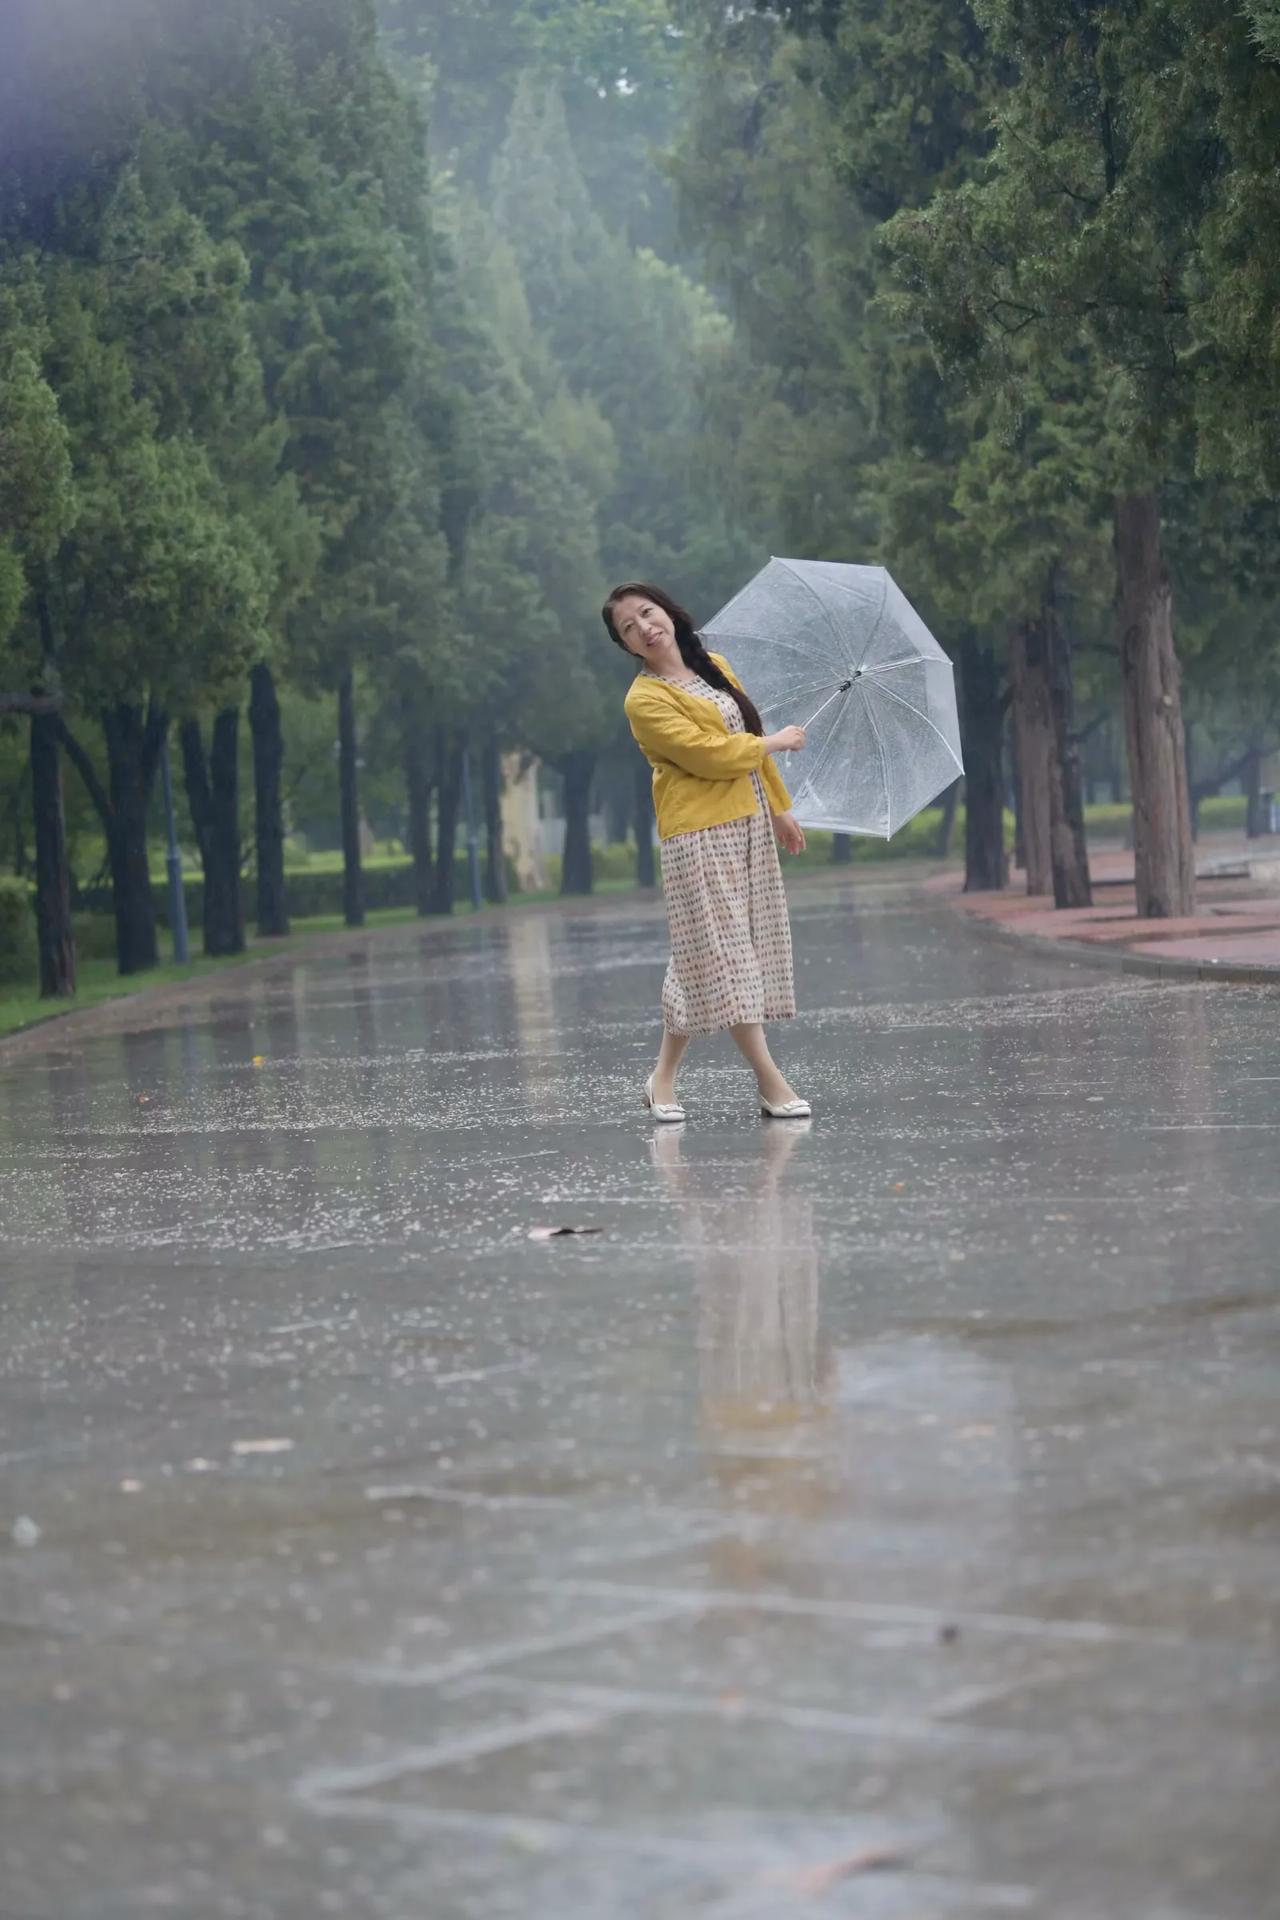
[602,580,763,736]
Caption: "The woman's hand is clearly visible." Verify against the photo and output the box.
[772,810,806,856]
[764,724,807,754]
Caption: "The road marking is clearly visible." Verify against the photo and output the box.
[452,1672,1048,1755]
[533,1579,1183,1646]
[346,1600,695,1688]
[297,1706,607,1801]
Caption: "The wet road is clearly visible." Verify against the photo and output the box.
[2,874,1278,1920]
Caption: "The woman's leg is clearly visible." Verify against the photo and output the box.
[729,1022,800,1107]
[652,1029,691,1104]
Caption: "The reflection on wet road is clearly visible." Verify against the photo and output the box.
[2,875,1278,1918]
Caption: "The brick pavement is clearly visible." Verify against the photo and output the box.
[931,838,1280,979]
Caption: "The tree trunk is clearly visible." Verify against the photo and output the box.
[1186,722,1200,840]
[1107,726,1126,806]
[1042,581,1091,910]
[249,663,289,937]
[605,784,630,846]
[403,725,434,915]
[634,754,656,888]
[30,709,76,998]
[181,709,245,957]
[1244,746,1265,838]
[1114,490,1195,918]
[102,703,161,975]
[337,663,363,928]
[482,737,507,904]
[209,709,245,953]
[957,632,1007,892]
[830,832,853,864]
[933,779,960,859]
[1009,620,1054,895]
[431,730,463,915]
[1008,715,1024,871]
[559,751,595,896]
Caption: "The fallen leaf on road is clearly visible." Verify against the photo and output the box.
[527,1226,603,1239]
[787,1846,907,1894]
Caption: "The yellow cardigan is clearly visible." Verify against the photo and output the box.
[624,653,792,841]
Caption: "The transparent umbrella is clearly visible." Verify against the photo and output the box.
[703,556,964,837]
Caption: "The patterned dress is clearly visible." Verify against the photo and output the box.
[653,672,797,1037]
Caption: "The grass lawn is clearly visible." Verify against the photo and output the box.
[0,947,274,1040]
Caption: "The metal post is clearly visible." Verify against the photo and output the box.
[460,744,483,912]
[159,734,190,965]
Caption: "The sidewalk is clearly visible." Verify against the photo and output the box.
[931,838,1280,982]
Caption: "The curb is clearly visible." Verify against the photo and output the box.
[956,902,1280,987]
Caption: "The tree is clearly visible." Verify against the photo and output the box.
[880,2,1280,915]
[20,168,276,974]
[0,281,79,995]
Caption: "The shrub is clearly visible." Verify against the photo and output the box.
[278,851,518,920]
[76,851,520,929]
[0,877,37,986]
[1080,795,1247,837]
[1199,794,1248,830]
[72,911,119,961]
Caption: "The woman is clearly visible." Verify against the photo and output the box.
[603,581,811,1123]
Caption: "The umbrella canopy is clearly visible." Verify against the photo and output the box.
[703,557,964,838]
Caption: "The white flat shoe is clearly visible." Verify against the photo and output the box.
[644,1075,686,1124]
[760,1095,811,1119]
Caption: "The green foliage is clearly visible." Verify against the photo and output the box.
[0,280,77,651]
[884,1,1280,489]
[7,160,277,722]
[1244,3,1280,62]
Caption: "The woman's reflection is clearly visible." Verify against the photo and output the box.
[649,1121,1021,1603]
[650,1122,833,1577]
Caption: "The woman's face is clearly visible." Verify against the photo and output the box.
[612,594,676,662]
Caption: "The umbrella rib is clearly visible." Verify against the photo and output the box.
[707,631,836,675]
[853,573,890,673]
[861,687,894,837]
[786,684,850,817]
[863,678,965,774]
[864,654,943,674]
[774,558,851,669]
